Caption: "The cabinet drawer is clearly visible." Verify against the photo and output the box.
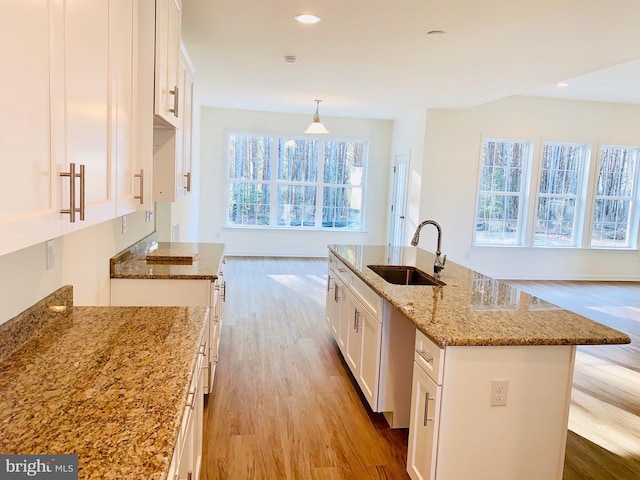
[414,329,444,385]
[351,272,381,319]
[333,256,351,285]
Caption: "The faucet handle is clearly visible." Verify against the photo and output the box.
[433,253,446,275]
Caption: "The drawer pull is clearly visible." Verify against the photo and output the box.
[134,169,144,204]
[423,392,435,426]
[169,85,179,117]
[199,344,206,355]
[416,349,433,363]
[186,386,198,409]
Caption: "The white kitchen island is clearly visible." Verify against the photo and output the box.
[327,244,630,480]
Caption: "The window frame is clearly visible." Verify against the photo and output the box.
[473,137,640,251]
[532,141,591,248]
[589,144,640,249]
[473,137,534,246]
[225,131,369,231]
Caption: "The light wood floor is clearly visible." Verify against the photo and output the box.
[202,258,640,479]
[202,257,409,480]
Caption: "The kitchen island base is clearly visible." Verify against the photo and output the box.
[408,341,575,480]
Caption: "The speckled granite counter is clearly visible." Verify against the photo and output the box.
[0,286,208,480]
[111,233,224,280]
[328,244,631,347]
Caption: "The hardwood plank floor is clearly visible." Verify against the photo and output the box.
[202,259,640,479]
[202,257,409,480]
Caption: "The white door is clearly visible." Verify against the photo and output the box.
[389,153,409,246]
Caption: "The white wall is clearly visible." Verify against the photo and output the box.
[0,212,154,325]
[198,107,393,256]
[390,110,427,245]
[420,95,640,280]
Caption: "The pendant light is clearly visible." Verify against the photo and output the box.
[304,99,329,134]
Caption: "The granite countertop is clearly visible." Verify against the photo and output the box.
[0,286,208,480]
[111,232,225,280]
[328,244,631,348]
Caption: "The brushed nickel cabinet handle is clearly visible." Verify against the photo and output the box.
[60,162,76,222]
[326,275,331,292]
[134,169,144,204]
[186,386,198,409]
[334,284,339,302]
[222,281,226,301]
[77,164,85,221]
[184,171,191,192]
[169,85,179,117]
[416,349,433,363]
[423,392,434,426]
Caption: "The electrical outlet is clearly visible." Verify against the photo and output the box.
[490,379,509,407]
[46,239,55,270]
[122,216,127,234]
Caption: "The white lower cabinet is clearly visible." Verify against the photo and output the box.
[407,330,575,480]
[167,329,205,480]
[407,357,441,480]
[325,253,415,427]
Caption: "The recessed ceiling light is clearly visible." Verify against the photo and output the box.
[426,30,447,37]
[556,82,569,88]
[295,14,321,24]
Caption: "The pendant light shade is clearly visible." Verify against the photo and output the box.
[304,100,329,134]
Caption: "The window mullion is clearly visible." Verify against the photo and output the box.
[316,140,324,228]
[270,138,279,227]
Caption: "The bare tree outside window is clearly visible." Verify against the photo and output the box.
[475,139,531,245]
[591,145,639,247]
[534,143,589,246]
[226,133,367,230]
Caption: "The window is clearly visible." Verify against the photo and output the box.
[227,133,367,230]
[474,139,532,245]
[473,137,640,250]
[591,145,640,248]
[534,143,590,246]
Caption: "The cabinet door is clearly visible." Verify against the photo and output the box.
[358,308,381,408]
[112,0,136,217]
[407,363,441,480]
[345,293,363,373]
[180,51,194,195]
[117,0,156,215]
[335,277,349,353]
[154,0,182,127]
[63,0,115,229]
[0,1,63,256]
[325,270,334,329]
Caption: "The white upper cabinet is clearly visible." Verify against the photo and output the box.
[153,45,194,202]
[154,0,182,128]
[181,49,195,196]
[0,1,64,257]
[60,0,115,230]
[116,0,155,215]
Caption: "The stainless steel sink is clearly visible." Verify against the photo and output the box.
[367,265,446,286]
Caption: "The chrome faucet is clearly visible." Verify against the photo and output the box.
[411,220,447,276]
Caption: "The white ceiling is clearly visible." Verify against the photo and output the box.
[181,0,640,120]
